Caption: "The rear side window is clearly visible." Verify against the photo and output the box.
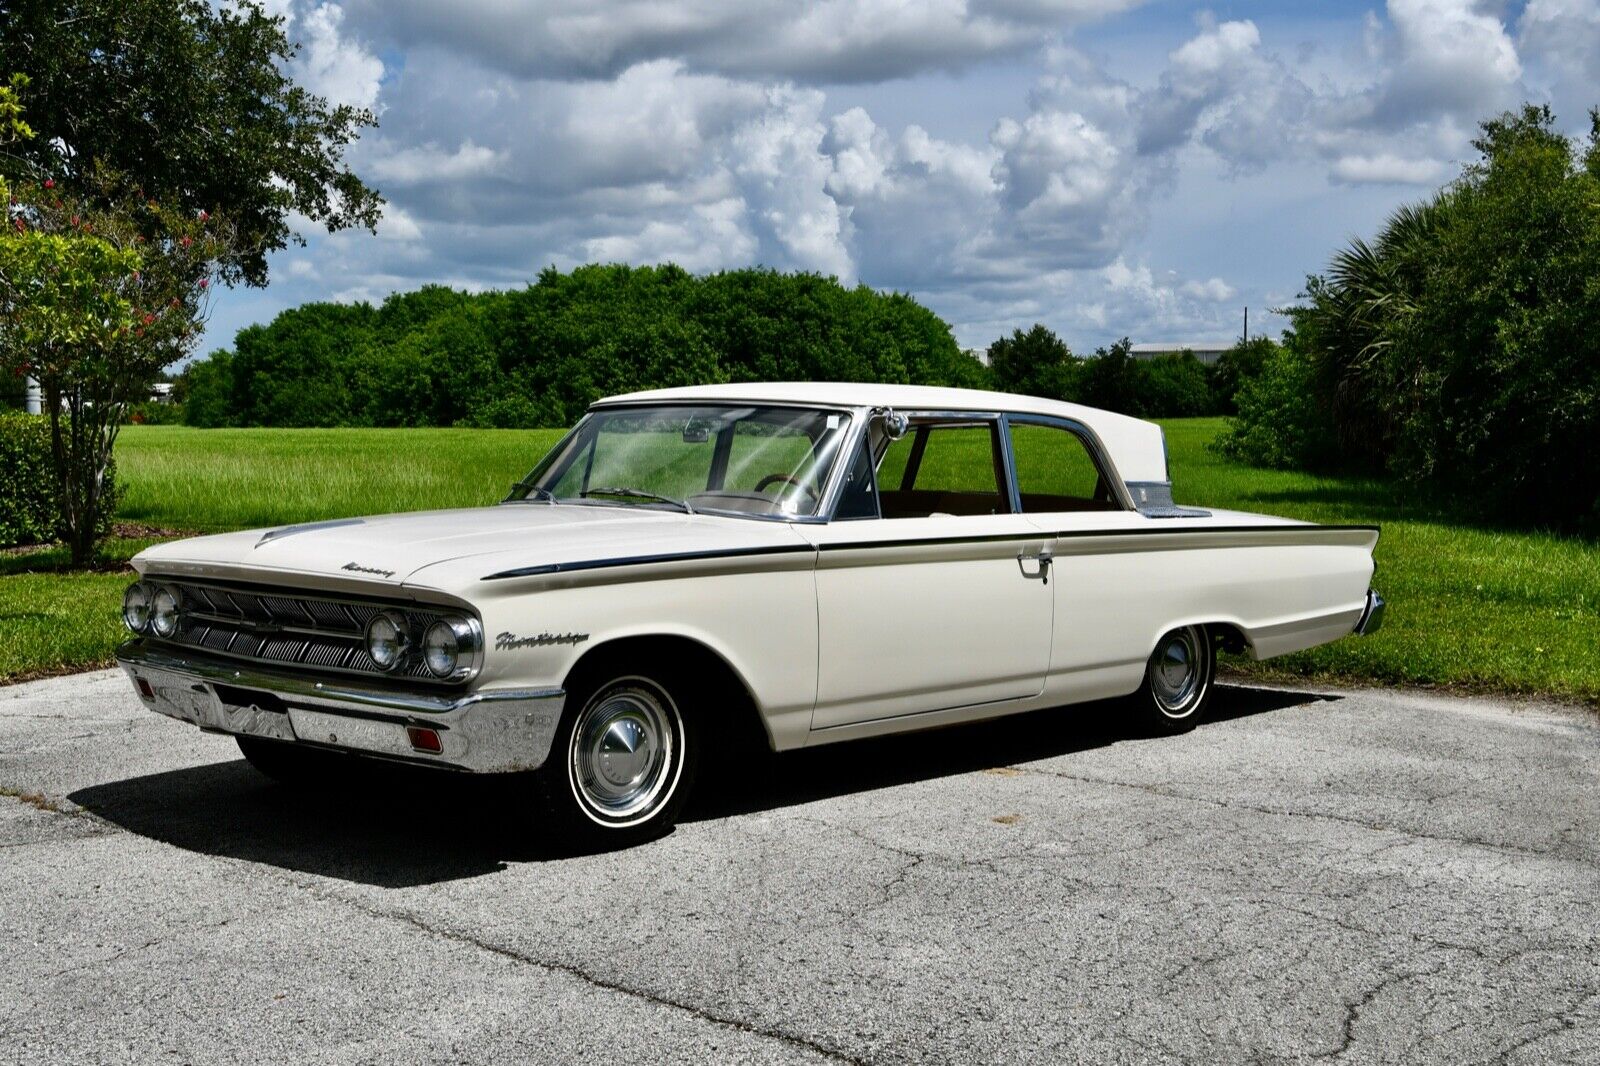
[877,421,1008,518]
[1009,421,1120,513]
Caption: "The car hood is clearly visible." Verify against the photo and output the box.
[132,504,814,596]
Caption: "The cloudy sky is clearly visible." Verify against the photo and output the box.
[211,0,1600,356]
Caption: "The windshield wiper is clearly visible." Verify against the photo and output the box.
[580,486,696,514]
[506,482,558,504]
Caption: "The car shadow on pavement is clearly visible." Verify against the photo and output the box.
[67,683,1334,888]
[685,682,1336,822]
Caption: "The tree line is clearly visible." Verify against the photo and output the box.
[178,265,992,429]
[176,268,1258,430]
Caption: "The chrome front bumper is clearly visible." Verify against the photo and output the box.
[117,641,565,773]
[1353,589,1386,636]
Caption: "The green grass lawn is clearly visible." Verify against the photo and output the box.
[116,426,567,532]
[1,418,1595,704]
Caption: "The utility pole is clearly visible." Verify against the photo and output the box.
[24,375,42,415]
[1242,306,1248,345]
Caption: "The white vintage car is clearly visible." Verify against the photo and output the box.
[117,383,1383,842]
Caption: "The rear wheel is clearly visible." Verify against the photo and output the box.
[1130,625,1216,734]
[534,666,698,847]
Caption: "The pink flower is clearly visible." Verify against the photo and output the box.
[142,312,156,325]
[198,210,209,222]
[43,178,54,189]
[197,278,209,289]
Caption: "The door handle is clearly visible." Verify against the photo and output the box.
[1017,547,1052,584]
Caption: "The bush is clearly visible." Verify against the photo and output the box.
[1207,338,1276,415]
[0,413,118,547]
[1213,341,1338,470]
[124,401,184,425]
[1243,104,1600,530]
[1138,351,1213,417]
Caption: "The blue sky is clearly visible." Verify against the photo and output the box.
[206,0,1600,357]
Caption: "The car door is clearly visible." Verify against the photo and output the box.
[1005,415,1146,700]
[798,413,1055,730]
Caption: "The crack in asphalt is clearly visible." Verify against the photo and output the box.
[1489,989,1600,1065]
[1013,767,1590,866]
[0,791,863,1064]
[791,815,927,909]
[284,883,868,1066]
[1314,957,1450,1061]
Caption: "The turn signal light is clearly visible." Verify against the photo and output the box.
[405,726,442,754]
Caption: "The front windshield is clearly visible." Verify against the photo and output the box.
[508,404,854,519]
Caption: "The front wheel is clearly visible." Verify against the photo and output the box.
[1129,625,1216,734]
[533,668,698,847]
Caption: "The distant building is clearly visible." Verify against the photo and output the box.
[1129,342,1231,366]
[964,347,990,367]
[151,382,176,404]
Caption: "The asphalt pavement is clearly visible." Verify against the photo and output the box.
[2,668,1597,1065]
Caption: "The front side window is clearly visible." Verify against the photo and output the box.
[877,420,1008,518]
[513,405,851,518]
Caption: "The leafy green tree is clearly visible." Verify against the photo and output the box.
[1236,103,1600,529]
[1077,339,1148,415]
[1139,350,1214,416]
[0,169,229,562]
[0,0,382,286]
[1207,337,1277,415]
[228,301,374,426]
[987,324,1079,400]
[173,349,233,427]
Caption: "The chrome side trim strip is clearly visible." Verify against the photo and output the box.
[479,523,1381,580]
[482,544,815,581]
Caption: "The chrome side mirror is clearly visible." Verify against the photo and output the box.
[874,407,909,440]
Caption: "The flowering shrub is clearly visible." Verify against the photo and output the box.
[0,163,228,563]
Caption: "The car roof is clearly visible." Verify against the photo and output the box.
[600,381,1105,421]
[593,382,1171,484]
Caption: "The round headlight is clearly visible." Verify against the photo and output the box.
[122,583,151,633]
[422,620,461,678]
[149,585,181,638]
[365,610,410,671]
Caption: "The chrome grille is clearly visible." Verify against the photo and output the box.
[155,579,458,683]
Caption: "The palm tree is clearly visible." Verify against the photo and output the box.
[1296,193,1453,465]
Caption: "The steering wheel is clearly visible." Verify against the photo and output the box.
[753,472,819,506]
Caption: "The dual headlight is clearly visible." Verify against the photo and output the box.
[123,582,180,638]
[124,581,477,681]
[364,610,479,680]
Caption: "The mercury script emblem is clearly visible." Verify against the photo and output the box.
[341,561,396,578]
[496,630,591,650]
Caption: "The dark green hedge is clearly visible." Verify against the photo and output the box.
[0,413,117,548]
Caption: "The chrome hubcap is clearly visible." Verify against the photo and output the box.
[1151,627,1206,718]
[569,684,677,823]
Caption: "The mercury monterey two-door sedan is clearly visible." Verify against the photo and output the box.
[117,383,1384,842]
